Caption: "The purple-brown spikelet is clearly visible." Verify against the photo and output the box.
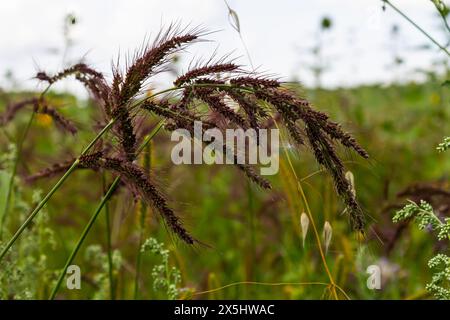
[141,100,198,129]
[0,98,38,124]
[114,113,136,161]
[35,63,102,84]
[38,104,78,135]
[26,159,75,183]
[194,88,250,129]
[118,32,199,104]
[26,152,103,183]
[109,70,123,116]
[86,156,195,244]
[174,63,239,87]
[75,73,111,114]
[1,97,77,134]
[283,117,305,146]
[230,76,280,88]
[250,85,367,229]
[305,123,365,230]
[226,90,267,132]
[236,163,272,189]
[171,115,271,189]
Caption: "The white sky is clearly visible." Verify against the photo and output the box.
[0,0,448,94]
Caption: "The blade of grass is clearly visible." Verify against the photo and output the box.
[102,172,115,300]
[134,142,151,299]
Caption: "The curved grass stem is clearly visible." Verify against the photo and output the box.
[383,0,450,57]
[274,119,342,300]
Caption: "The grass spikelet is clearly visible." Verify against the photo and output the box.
[35,63,103,84]
[174,63,239,87]
[37,104,77,135]
[117,26,201,104]
[102,158,195,244]
[77,154,195,244]
[194,88,250,129]
[230,76,280,88]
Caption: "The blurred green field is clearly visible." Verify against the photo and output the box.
[1,71,448,299]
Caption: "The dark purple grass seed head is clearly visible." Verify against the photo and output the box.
[117,33,199,105]
[174,63,239,87]
[26,28,370,239]
[35,63,103,84]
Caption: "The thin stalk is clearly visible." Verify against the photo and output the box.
[134,142,151,299]
[0,112,35,238]
[383,0,450,57]
[49,120,164,300]
[192,281,350,300]
[102,172,115,300]
[273,119,341,300]
[246,180,256,279]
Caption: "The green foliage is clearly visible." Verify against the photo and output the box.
[437,137,450,153]
[426,254,450,299]
[393,200,450,299]
[83,245,122,300]
[141,238,188,300]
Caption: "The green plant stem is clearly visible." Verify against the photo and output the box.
[273,118,341,300]
[134,143,151,299]
[49,176,121,300]
[0,112,35,239]
[383,0,450,57]
[49,120,164,300]
[102,172,115,300]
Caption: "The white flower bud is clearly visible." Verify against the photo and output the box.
[323,221,333,255]
[300,212,309,248]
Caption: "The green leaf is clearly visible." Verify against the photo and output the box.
[0,170,11,222]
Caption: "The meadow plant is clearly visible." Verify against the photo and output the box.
[393,140,450,299]
[141,237,190,299]
[84,245,122,300]
[393,200,450,299]
[0,24,369,255]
